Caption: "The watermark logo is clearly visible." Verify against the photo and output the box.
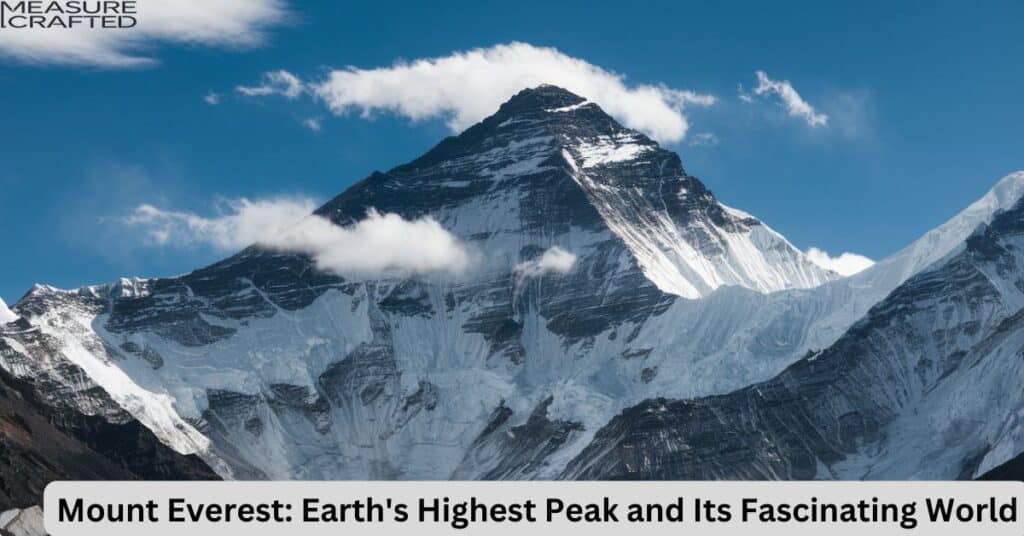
[0,1,138,29]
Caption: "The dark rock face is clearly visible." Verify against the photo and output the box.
[457,397,583,480]
[0,364,131,511]
[103,251,350,347]
[318,302,400,410]
[563,199,1024,480]
[0,342,216,511]
[979,452,1024,480]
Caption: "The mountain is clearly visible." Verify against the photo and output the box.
[0,85,841,486]
[1,85,1022,506]
[641,171,1024,402]
[564,174,1024,480]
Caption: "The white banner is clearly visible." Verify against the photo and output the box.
[43,481,1024,535]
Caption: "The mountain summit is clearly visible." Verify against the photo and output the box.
[318,84,838,298]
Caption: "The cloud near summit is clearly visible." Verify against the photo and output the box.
[123,198,471,277]
[238,42,716,143]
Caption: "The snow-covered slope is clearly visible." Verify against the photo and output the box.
[0,313,217,513]
[861,171,1024,290]
[549,171,1024,414]
[565,188,1024,480]
[557,126,835,298]
[641,171,1024,397]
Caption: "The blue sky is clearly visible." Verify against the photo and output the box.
[1,0,1022,303]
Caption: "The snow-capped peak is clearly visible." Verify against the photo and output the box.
[0,298,16,324]
[529,87,838,298]
[314,84,838,300]
[855,171,1024,289]
[985,170,1024,207]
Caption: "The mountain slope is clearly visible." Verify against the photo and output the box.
[0,319,217,511]
[626,171,1024,403]
[563,191,1024,479]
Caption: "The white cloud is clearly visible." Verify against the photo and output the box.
[273,210,471,276]
[515,247,577,277]
[203,92,221,105]
[302,117,322,131]
[0,0,289,68]
[805,247,874,276]
[751,71,828,127]
[125,197,317,250]
[0,297,17,324]
[123,198,470,276]
[299,42,714,143]
[737,84,754,103]
[236,69,303,99]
